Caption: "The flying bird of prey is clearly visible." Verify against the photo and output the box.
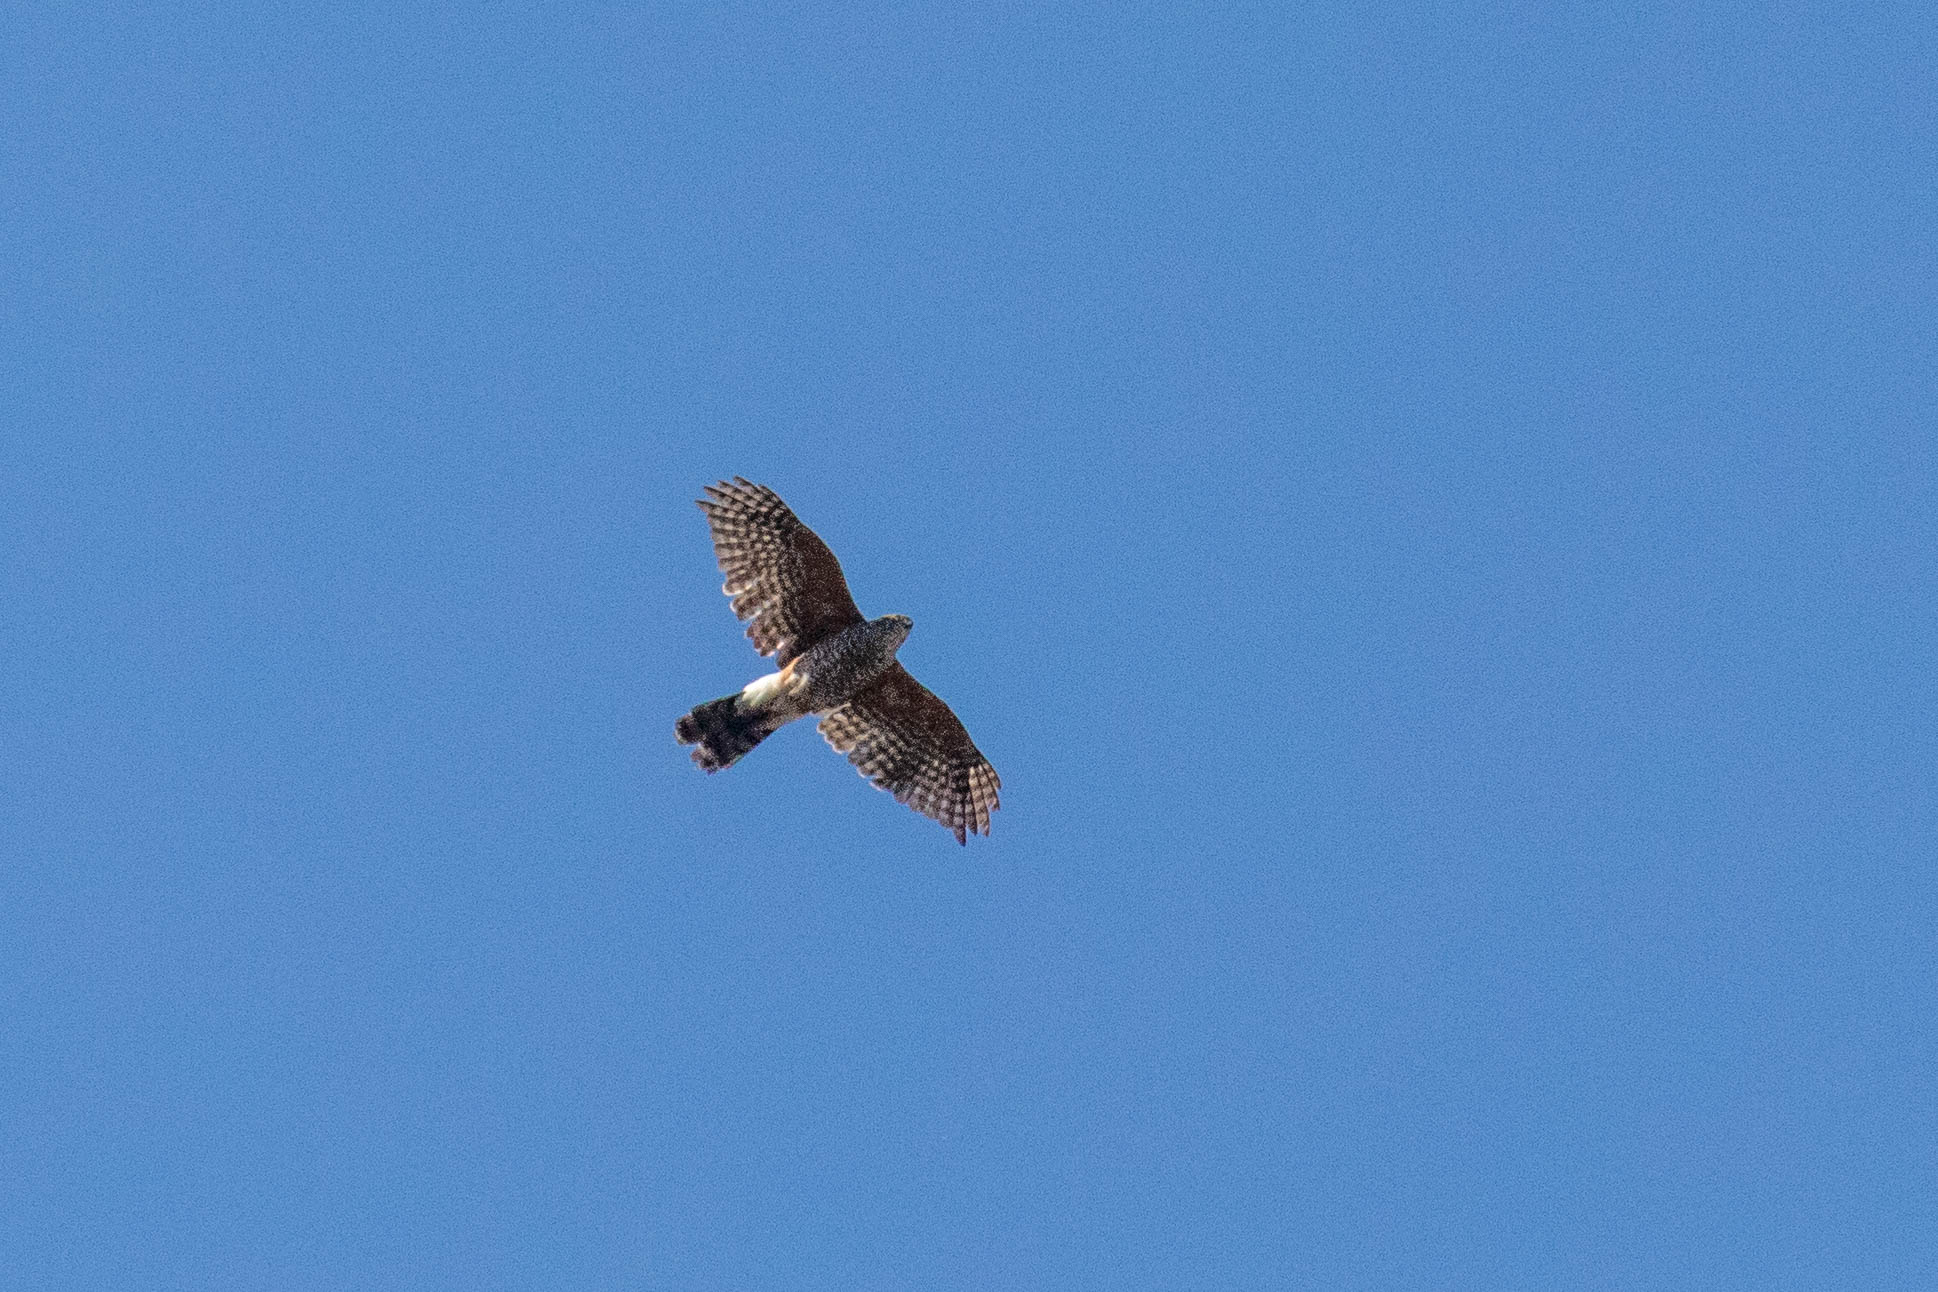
[676,478,1001,844]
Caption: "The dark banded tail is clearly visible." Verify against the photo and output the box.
[675,694,776,772]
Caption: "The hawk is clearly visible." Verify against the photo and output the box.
[675,478,1001,844]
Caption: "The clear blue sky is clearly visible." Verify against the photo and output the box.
[4,4,1933,1287]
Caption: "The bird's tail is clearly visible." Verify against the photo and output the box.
[675,694,777,772]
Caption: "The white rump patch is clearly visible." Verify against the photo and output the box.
[739,669,796,708]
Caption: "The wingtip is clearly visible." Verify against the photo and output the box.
[698,478,769,509]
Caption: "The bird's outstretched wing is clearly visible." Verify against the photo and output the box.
[697,478,864,665]
[819,664,1001,844]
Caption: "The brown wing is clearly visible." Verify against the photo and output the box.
[697,478,865,665]
[818,664,1001,844]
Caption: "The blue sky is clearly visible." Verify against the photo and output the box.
[4,3,1933,1287]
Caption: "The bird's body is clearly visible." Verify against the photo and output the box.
[676,614,911,770]
[675,479,1000,843]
